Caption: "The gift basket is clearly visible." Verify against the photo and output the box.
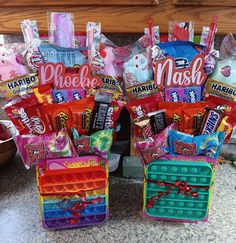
[0,12,235,228]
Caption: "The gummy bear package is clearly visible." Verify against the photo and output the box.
[15,128,77,169]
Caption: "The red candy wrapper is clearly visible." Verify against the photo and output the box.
[136,123,178,165]
[4,94,39,135]
[127,93,163,121]
[33,83,53,104]
[15,128,77,169]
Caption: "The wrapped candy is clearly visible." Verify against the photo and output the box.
[168,130,225,159]
[136,123,177,165]
[48,12,75,48]
[15,128,77,169]
[72,128,113,158]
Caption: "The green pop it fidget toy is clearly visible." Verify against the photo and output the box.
[144,160,213,221]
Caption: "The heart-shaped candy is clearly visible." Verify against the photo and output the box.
[221,65,231,77]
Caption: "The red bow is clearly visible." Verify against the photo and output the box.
[146,180,209,209]
[58,191,103,224]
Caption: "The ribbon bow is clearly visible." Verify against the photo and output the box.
[146,180,208,209]
[58,191,103,224]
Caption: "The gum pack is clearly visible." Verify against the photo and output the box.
[144,160,213,221]
[38,166,107,195]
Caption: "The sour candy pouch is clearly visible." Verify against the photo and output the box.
[33,84,53,104]
[4,94,39,135]
[204,58,236,101]
[168,130,225,159]
[38,43,86,67]
[127,93,162,121]
[123,52,153,88]
[0,52,29,82]
[15,128,77,169]
[126,80,161,100]
[136,123,177,165]
[72,128,113,158]
[0,73,38,99]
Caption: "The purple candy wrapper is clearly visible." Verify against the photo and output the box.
[165,88,184,102]
[183,87,202,103]
[52,89,85,103]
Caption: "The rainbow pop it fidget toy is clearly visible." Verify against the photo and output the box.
[144,160,214,221]
[41,195,108,229]
[38,166,107,195]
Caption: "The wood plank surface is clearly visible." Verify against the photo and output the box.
[0,0,234,34]
[173,0,236,7]
[0,0,158,7]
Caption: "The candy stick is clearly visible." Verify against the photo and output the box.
[204,16,218,56]
[147,17,154,47]
[87,30,94,66]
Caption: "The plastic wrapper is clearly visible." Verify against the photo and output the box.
[72,128,113,158]
[204,58,236,101]
[168,21,194,42]
[38,43,86,67]
[0,73,38,99]
[48,12,75,48]
[15,128,77,169]
[168,130,225,159]
[52,89,86,103]
[136,123,177,165]
[0,51,29,82]
[127,93,163,121]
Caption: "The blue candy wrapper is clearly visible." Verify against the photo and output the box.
[168,130,225,159]
[52,90,68,103]
[52,89,85,103]
[38,43,87,67]
[157,41,204,69]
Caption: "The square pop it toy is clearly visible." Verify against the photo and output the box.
[143,160,214,222]
[36,156,109,230]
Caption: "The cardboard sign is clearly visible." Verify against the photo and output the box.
[39,62,103,89]
[154,54,207,88]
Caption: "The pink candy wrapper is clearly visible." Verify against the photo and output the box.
[0,52,29,82]
[136,123,177,165]
[15,128,77,169]
[48,12,75,48]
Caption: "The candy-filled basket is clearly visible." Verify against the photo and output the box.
[0,13,235,228]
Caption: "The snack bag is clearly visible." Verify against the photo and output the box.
[4,94,39,134]
[15,128,77,169]
[0,51,29,82]
[168,21,194,42]
[33,84,53,104]
[0,73,39,99]
[168,130,225,159]
[136,123,177,165]
[127,93,163,121]
[204,58,236,101]
[72,128,113,158]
